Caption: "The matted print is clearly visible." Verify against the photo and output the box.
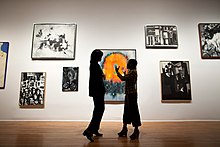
[145,25,178,48]
[31,23,77,59]
[62,67,79,92]
[19,72,46,108]
[100,49,136,103]
[0,42,9,89]
[198,23,220,59]
[160,61,192,102]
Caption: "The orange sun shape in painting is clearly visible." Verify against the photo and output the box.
[102,53,128,83]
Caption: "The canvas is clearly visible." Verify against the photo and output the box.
[19,72,46,108]
[31,23,77,59]
[160,61,192,102]
[0,42,9,89]
[145,25,178,48]
[198,23,220,59]
[62,67,79,92]
[100,49,136,103]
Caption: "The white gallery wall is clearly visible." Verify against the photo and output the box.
[0,0,220,121]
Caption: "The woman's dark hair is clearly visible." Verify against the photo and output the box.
[90,49,103,63]
[127,59,137,70]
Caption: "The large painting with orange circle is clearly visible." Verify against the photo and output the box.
[100,49,136,103]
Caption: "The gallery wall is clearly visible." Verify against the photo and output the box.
[0,0,220,121]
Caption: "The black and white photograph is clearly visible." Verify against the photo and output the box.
[31,23,77,59]
[19,72,46,108]
[145,25,178,48]
[160,61,191,102]
[62,67,79,92]
[198,23,220,59]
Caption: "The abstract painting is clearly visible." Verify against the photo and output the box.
[62,67,79,92]
[100,49,136,103]
[0,42,9,89]
[31,23,77,59]
[19,72,46,108]
[198,23,220,59]
[145,25,178,48]
[160,61,192,102]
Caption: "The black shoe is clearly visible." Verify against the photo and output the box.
[94,132,103,136]
[130,129,139,140]
[83,130,94,142]
[118,127,128,137]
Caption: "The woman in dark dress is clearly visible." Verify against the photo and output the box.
[115,59,141,140]
[83,49,106,142]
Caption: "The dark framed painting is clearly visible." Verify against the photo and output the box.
[62,67,79,92]
[100,49,136,103]
[145,25,178,48]
[198,23,220,59]
[31,23,77,60]
[19,72,46,108]
[0,42,9,89]
[160,61,192,103]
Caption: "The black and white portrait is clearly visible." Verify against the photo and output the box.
[62,67,79,92]
[19,72,46,108]
[160,61,191,102]
[145,25,178,48]
[31,23,77,59]
[198,23,220,59]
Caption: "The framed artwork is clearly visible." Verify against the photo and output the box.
[160,61,192,102]
[198,23,220,59]
[31,23,77,60]
[62,67,79,92]
[100,49,136,103]
[19,72,46,108]
[145,25,178,48]
[0,42,9,89]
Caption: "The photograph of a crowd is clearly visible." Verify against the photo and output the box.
[19,72,46,108]
[160,61,192,102]
[199,23,220,59]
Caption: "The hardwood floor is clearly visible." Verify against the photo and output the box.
[0,121,220,147]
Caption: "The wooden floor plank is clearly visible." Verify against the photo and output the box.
[0,121,220,146]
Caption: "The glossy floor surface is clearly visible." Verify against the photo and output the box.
[0,121,220,147]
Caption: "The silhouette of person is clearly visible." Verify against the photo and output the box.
[115,59,141,140]
[83,49,106,142]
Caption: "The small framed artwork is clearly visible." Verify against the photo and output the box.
[198,23,220,59]
[19,72,46,108]
[0,42,9,89]
[160,61,192,103]
[145,25,178,48]
[62,67,79,92]
[31,23,77,60]
[100,49,136,104]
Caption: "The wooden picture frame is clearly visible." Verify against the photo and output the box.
[198,23,220,59]
[145,25,178,48]
[0,42,9,89]
[19,72,46,108]
[100,49,136,104]
[160,61,192,103]
[31,23,77,60]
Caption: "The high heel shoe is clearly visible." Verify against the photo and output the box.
[130,129,139,140]
[83,130,94,142]
[118,127,128,137]
[94,131,103,136]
